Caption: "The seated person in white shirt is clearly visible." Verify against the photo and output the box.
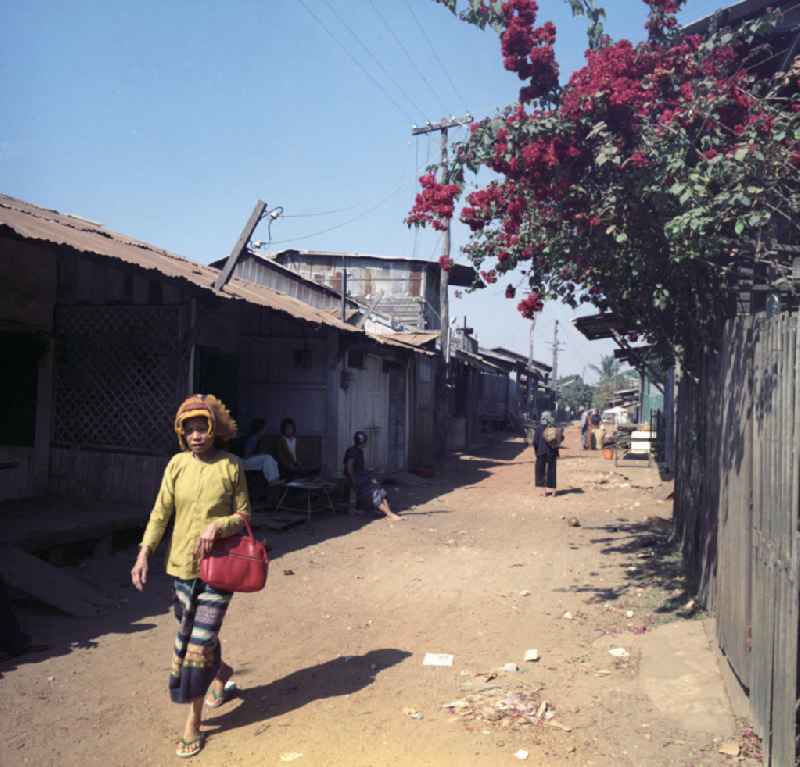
[242,417,279,482]
[277,417,318,481]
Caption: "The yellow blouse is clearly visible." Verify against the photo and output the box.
[141,450,251,579]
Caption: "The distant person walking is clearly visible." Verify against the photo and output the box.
[533,411,563,498]
[580,410,590,450]
[131,394,251,759]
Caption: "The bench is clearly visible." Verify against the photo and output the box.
[615,430,656,467]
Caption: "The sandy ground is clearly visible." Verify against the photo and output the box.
[1,427,759,767]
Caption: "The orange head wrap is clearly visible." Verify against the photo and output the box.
[174,394,237,450]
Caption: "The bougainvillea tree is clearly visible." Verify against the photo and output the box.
[406,0,800,361]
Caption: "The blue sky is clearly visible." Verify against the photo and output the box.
[2,0,725,380]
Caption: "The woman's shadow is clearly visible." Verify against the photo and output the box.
[204,648,411,734]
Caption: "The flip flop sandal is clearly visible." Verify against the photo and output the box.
[205,679,237,708]
[176,735,204,759]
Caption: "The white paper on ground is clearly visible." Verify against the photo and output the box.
[423,652,454,667]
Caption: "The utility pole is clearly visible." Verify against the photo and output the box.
[412,114,472,363]
[341,253,348,322]
[411,114,471,466]
[528,316,537,418]
[550,320,566,402]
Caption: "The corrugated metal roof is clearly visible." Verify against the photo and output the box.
[0,194,358,333]
[389,331,439,348]
[366,332,435,356]
[455,349,505,373]
[271,248,478,288]
[486,346,552,372]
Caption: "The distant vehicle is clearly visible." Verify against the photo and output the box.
[602,407,630,427]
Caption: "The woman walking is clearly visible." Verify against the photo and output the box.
[533,411,562,498]
[131,394,251,758]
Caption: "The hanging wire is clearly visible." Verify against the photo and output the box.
[297,0,416,123]
[266,178,411,246]
[367,0,449,115]
[402,0,470,113]
[282,205,364,219]
[320,0,426,120]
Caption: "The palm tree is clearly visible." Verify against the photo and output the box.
[590,354,628,410]
[590,355,622,383]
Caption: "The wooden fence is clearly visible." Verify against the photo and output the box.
[674,310,799,766]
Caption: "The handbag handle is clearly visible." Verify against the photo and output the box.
[233,512,254,540]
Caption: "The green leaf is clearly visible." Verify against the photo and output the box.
[615,233,628,244]
[735,219,746,235]
[734,147,748,161]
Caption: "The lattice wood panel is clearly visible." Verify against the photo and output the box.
[54,305,186,453]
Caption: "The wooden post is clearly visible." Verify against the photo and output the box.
[213,200,267,292]
[440,126,450,364]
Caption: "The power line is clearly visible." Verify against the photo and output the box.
[266,178,411,246]
[367,0,449,115]
[297,0,415,122]
[319,0,426,120]
[403,0,470,113]
[283,205,363,219]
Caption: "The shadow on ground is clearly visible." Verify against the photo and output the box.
[559,516,696,617]
[1,435,526,675]
[204,648,412,737]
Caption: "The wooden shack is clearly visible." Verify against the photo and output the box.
[0,194,426,510]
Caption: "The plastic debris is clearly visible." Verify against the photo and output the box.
[503,662,519,673]
[423,653,454,667]
[562,611,574,620]
[514,750,529,760]
[718,741,740,757]
[609,648,629,658]
[519,590,531,597]
[443,685,546,730]
[524,649,540,663]
[279,753,303,763]
[402,707,424,720]
[625,610,635,618]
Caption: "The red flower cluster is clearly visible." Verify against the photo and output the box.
[412,0,800,326]
[405,172,460,231]
[517,292,544,318]
[460,183,506,231]
[643,0,685,39]
[499,0,559,103]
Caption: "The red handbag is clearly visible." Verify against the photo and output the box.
[200,515,268,593]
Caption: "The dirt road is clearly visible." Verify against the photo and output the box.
[1,428,757,766]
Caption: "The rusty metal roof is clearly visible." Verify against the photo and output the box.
[366,332,435,356]
[388,331,439,348]
[271,248,478,288]
[0,194,358,333]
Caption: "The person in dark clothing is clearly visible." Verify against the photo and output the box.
[533,411,562,497]
[343,431,401,521]
[276,417,319,481]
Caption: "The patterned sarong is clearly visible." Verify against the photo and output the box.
[169,578,232,704]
